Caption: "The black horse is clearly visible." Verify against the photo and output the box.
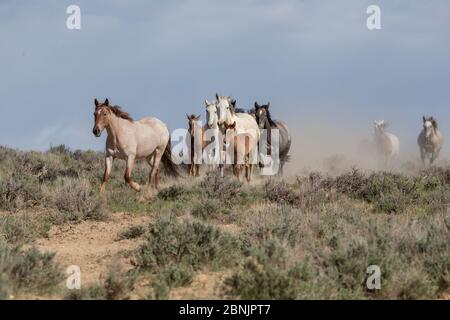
[254,102,291,175]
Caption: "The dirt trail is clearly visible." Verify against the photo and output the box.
[33,212,230,299]
[37,212,151,287]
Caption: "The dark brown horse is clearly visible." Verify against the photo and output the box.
[254,102,291,175]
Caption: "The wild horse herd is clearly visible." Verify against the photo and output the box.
[92,95,443,200]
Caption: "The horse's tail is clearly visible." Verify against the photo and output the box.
[161,139,180,178]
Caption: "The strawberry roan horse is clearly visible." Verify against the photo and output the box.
[92,98,178,199]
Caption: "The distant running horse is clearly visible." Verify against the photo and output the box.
[418,116,444,165]
[92,98,178,199]
[186,114,203,177]
[373,120,400,169]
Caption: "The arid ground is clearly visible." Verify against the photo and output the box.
[0,145,449,300]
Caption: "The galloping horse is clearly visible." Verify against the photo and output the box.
[418,116,444,165]
[216,94,260,179]
[223,121,257,183]
[204,99,225,175]
[186,114,203,177]
[254,102,291,175]
[92,98,178,199]
[373,120,400,168]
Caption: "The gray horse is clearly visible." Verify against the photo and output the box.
[418,116,444,165]
[254,102,291,175]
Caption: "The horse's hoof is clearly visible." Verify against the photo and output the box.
[139,195,153,203]
[138,196,145,203]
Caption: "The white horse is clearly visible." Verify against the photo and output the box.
[373,120,400,169]
[216,94,260,179]
[418,116,444,165]
[204,99,224,174]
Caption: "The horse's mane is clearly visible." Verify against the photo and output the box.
[425,117,438,129]
[109,105,133,122]
[234,108,247,114]
[265,109,277,127]
[432,119,438,129]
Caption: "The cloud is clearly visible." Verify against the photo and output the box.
[0,0,449,154]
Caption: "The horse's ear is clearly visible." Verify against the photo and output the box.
[104,98,109,106]
[266,102,270,109]
[423,116,426,123]
[195,115,201,120]
[95,98,99,108]
[231,100,236,108]
[205,99,210,106]
[186,113,190,120]
[254,102,260,109]
[231,121,236,128]
[216,93,219,100]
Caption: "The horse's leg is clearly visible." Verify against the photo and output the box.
[232,164,238,178]
[124,155,141,192]
[420,148,426,165]
[278,159,285,177]
[147,152,160,191]
[146,147,164,199]
[155,168,161,191]
[100,155,113,193]
[246,163,252,184]
[144,152,156,199]
[195,164,200,177]
[430,151,439,165]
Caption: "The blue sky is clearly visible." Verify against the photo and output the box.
[0,0,449,158]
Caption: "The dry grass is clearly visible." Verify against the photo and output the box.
[0,145,449,300]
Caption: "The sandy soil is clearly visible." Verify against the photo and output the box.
[25,212,230,300]
[36,212,151,289]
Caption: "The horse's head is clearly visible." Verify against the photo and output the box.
[423,116,437,138]
[374,120,388,137]
[187,114,201,135]
[216,93,234,127]
[255,101,271,129]
[205,99,218,128]
[93,98,112,137]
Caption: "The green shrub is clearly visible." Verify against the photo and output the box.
[116,225,146,241]
[0,173,43,211]
[0,213,51,245]
[191,197,236,223]
[158,185,189,201]
[134,216,240,272]
[0,243,63,297]
[241,206,305,248]
[224,240,310,299]
[64,265,135,300]
[43,177,108,222]
[263,180,299,206]
[199,172,243,206]
[150,264,194,300]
